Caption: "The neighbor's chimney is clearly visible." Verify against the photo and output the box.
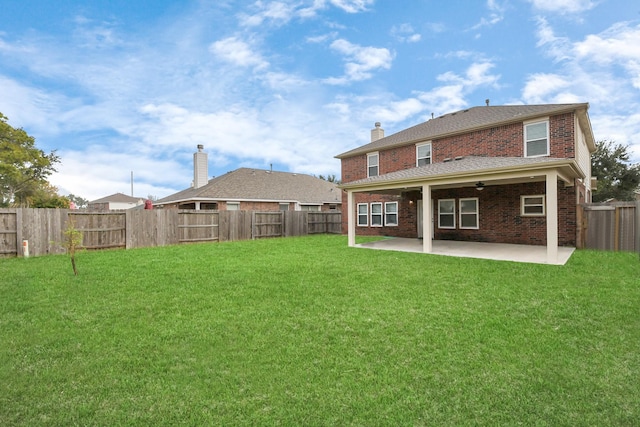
[193,144,208,189]
[371,122,384,142]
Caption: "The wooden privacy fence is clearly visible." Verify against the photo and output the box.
[577,202,640,253]
[0,209,342,257]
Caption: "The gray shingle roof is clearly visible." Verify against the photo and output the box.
[340,156,582,188]
[89,193,143,204]
[156,168,342,205]
[336,103,589,158]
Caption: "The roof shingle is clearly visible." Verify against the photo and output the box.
[336,103,589,158]
[156,168,341,205]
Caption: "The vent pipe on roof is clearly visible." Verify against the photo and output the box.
[193,145,208,189]
[485,99,490,106]
[371,122,384,142]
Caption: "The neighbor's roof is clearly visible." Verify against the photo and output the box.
[156,168,342,205]
[340,156,584,190]
[89,192,143,204]
[336,103,591,159]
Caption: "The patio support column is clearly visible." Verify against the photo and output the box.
[347,190,356,247]
[546,171,558,264]
[422,184,432,253]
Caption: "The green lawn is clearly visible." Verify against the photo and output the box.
[1,235,639,426]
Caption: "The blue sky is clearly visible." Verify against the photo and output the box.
[1,0,639,201]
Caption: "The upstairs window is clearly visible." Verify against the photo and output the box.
[524,120,549,157]
[367,152,379,177]
[416,143,432,166]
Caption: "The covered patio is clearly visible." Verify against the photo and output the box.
[343,156,585,265]
[355,238,575,265]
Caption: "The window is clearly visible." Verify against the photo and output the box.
[438,199,456,229]
[459,198,479,229]
[301,205,320,211]
[201,202,218,210]
[357,203,368,226]
[384,202,398,226]
[524,120,549,157]
[227,202,240,211]
[279,203,289,211]
[521,195,545,216]
[367,152,379,177]
[371,202,383,226]
[416,143,432,166]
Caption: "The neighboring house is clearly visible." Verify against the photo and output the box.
[155,146,341,212]
[88,193,144,211]
[336,103,596,264]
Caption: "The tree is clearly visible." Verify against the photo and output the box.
[317,174,341,184]
[68,193,89,208]
[0,113,60,207]
[30,183,71,208]
[591,140,640,202]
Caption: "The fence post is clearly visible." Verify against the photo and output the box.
[636,201,640,255]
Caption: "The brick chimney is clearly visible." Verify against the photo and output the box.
[371,122,384,142]
[193,145,208,189]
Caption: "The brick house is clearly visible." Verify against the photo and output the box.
[336,103,596,264]
[155,146,341,212]
[87,193,144,211]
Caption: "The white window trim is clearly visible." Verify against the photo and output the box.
[524,119,550,158]
[438,199,456,229]
[459,197,479,230]
[227,202,240,211]
[367,152,379,177]
[416,142,432,167]
[384,202,398,226]
[357,203,368,226]
[521,195,546,216]
[370,202,383,227]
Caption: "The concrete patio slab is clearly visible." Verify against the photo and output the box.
[355,238,575,265]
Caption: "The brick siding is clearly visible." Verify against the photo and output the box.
[341,112,580,246]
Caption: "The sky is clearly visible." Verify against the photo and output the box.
[1,0,639,201]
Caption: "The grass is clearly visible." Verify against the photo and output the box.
[1,235,639,426]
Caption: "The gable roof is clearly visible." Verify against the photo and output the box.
[89,193,143,204]
[156,168,341,205]
[336,103,592,159]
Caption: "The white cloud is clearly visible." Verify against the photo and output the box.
[324,39,394,84]
[534,17,573,62]
[391,24,422,43]
[522,73,570,104]
[239,1,296,27]
[574,22,640,68]
[327,0,374,13]
[529,0,597,13]
[209,37,269,70]
[470,0,506,30]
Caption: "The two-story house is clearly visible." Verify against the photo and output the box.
[336,103,596,264]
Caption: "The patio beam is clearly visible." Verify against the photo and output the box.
[546,170,559,264]
[347,190,356,247]
[422,184,432,253]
